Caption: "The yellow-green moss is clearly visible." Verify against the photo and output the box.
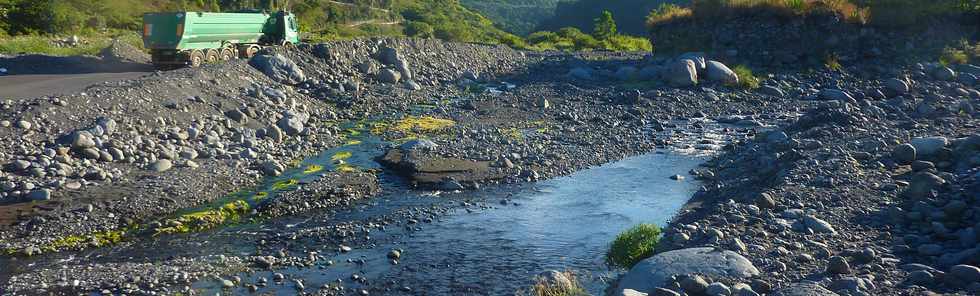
[154,200,251,235]
[345,139,363,145]
[42,228,129,252]
[336,163,359,173]
[392,116,455,132]
[254,191,269,200]
[304,164,324,174]
[272,179,299,190]
[331,151,353,162]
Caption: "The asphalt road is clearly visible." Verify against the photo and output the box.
[0,72,149,99]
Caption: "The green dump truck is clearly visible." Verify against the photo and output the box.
[142,10,300,69]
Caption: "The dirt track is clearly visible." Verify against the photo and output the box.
[0,72,149,99]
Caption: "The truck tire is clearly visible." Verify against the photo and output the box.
[220,48,236,61]
[205,49,220,64]
[240,45,260,59]
[188,50,205,68]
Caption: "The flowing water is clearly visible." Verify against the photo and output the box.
[187,152,704,295]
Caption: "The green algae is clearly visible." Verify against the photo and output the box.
[153,200,251,235]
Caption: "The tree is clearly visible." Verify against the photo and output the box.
[592,10,616,40]
[209,0,221,12]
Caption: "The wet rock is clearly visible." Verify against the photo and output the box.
[617,247,759,293]
[27,189,51,201]
[249,54,306,85]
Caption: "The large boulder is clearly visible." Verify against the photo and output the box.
[705,60,738,84]
[666,59,698,87]
[250,54,305,85]
[616,247,760,294]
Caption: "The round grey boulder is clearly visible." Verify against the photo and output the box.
[616,247,760,294]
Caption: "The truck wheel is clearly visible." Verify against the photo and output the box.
[188,50,204,68]
[240,45,260,59]
[220,48,235,61]
[205,49,220,64]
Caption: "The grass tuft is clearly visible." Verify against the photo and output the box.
[731,65,762,89]
[519,271,589,296]
[607,223,662,269]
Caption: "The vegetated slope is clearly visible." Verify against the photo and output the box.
[536,0,685,36]
[458,0,570,36]
[0,0,520,46]
[643,0,980,67]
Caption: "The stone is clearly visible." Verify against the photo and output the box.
[79,148,100,160]
[400,139,439,152]
[826,256,851,274]
[249,54,306,84]
[820,89,855,101]
[759,85,785,97]
[404,80,422,90]
[261,161,283,176]
[666,59,698,87]
[933,66,956,81]
[706,60,738,84]
[910,136,948,157]
[770,282,839,296]
[891,143,916,164]
[949,265,980,284]
[885,78,909,95]
[387,249,401,260]
[70,131,96,149]
[225,109,247,123]
[28,189,51,201]
[266,125,284,142]
[917,244,944,256]
[755,192,777,209]
[377,69,401,84]
[706,282,732,296]
[803,215,837,234]
[680,275,709,294]
[905,172,945,199]
[907,270,934,285]
[678,52,706,71]
[148,159,173,172]
[616,247,759,294]
[622,289,650,296]
[16,120,31,130]
[277,111,309,136]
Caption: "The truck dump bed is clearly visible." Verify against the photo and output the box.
[143,12,272,50]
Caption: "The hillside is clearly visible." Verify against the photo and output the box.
[536,0,685,36]
[459,0,569,36]
[0,0,519,45]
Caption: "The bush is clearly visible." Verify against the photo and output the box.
[940,47,970,65]
[404,21,434,38]
[731,65,761,89]
[606,223,662,269]
[647,3,693,27]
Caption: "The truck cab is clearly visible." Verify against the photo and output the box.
[272,11,300,46]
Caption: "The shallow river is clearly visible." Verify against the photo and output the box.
[185,152,704,295]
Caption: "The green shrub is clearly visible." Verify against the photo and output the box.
[607,223,661,269]
[732,65,761,89]
[404,21,434,38]
[940,47,970,65]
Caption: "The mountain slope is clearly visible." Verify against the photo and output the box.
[536,0,684,36]
[459,0,569,36]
